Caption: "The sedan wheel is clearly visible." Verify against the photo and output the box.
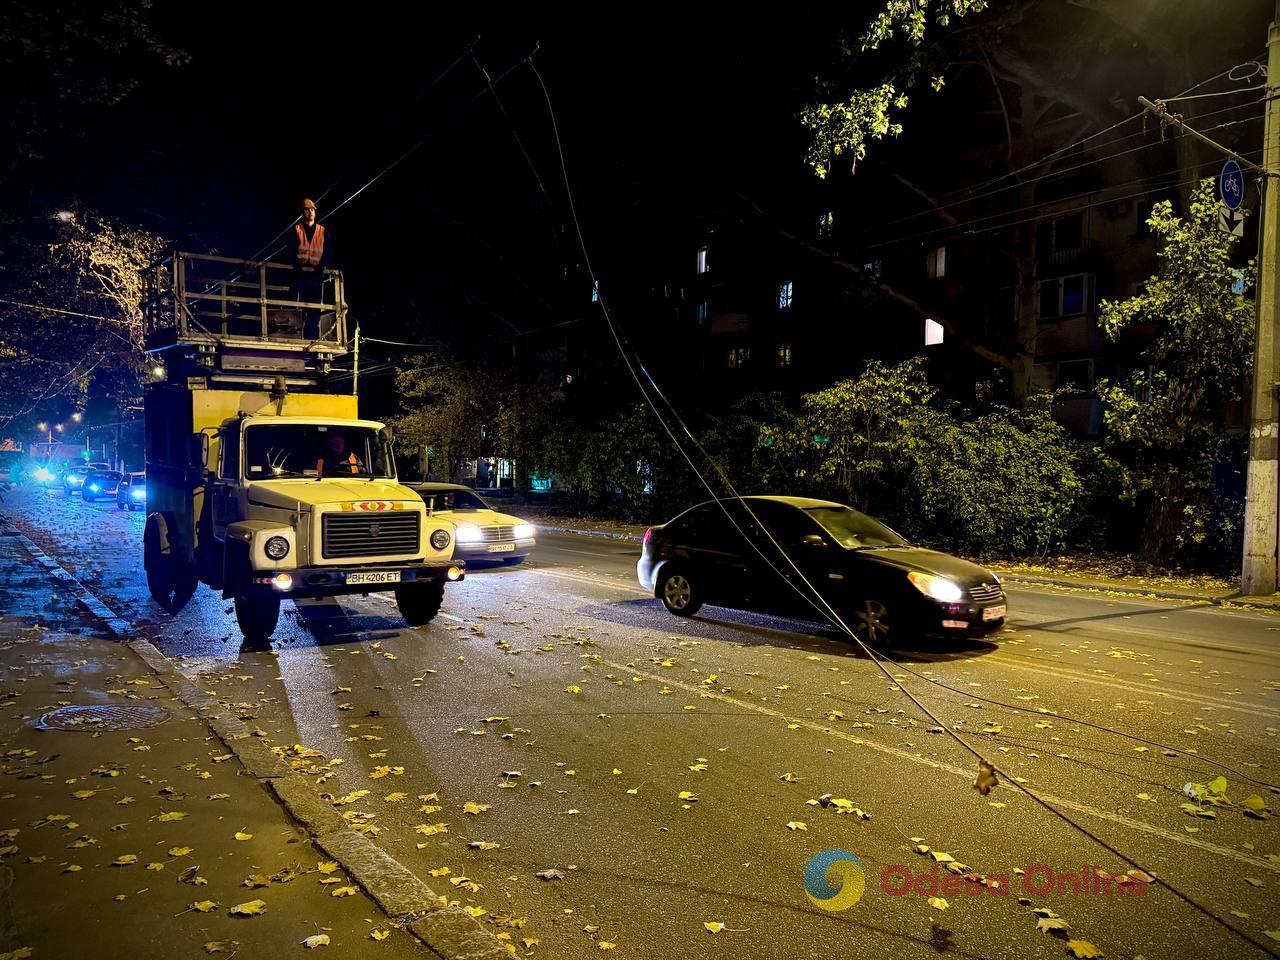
[659,570,703,617]
[850,598,893,648]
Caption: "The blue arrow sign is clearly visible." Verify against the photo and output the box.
[1220,160,1244,210]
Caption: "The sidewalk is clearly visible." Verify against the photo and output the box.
[0,524,508,959]
[527,512,1280,612]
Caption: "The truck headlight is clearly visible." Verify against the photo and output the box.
[455,524,482,544]
[264,536,290,560]
[907,571,965,603]
[430,528,452,550]
[513,523,535,540]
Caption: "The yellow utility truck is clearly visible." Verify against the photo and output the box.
[141,251,462,644]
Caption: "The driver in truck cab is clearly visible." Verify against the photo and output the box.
[316,433,362,477]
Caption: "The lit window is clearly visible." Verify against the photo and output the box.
[926,246,946,279]
[591,281,599,303]
[727,346,750,369]
[696,246,709,274]
[816,210,834,239]
[924,318,945,346]
[776,343,792,367]
[695,301,708,325]
[777,280,793,310]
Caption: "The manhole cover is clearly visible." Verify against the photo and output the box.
[37,704,171,731]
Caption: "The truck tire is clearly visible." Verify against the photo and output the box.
[235,590,281,647]
[395,580,445,627]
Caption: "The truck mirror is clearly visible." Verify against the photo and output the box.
[190,433,209,468]
[379,425,394,445]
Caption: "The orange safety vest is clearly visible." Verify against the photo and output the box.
[295,223,326,267]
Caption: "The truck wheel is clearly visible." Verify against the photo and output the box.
[235,590,281,647]
[395,580,445,627]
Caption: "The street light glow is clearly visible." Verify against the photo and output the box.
[71,412,82,422]
[36,422,46,432]
[151,365,166,379]
[54,210,74,222]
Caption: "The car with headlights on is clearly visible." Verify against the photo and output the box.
[637,496,1005,647]
[63,462,110,494]
[116,471,146,511]
[82,469,123,502]
[410,482,536,563]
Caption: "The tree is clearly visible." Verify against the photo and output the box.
[1097,180,1254,566]
[393,359,488,482]
[0,211,164,426]
[786,0,1260,407]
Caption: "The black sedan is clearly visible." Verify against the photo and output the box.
[81,470,122,502]
[637,496,1006,646]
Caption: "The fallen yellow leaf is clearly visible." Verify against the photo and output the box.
[228,899,267,917]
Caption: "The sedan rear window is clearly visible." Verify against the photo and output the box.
[805,507,906,549]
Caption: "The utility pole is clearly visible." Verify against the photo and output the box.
[353,324,360,396]
[1243,4,1280,595]
[1138,3,1280,594]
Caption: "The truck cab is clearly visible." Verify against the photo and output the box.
[140,250,463,644]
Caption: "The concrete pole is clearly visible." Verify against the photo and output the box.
[1242,6,1280,595]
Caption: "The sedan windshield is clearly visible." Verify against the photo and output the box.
[420,489,488,512]
[244,425,393,480]
[806,506,907,549]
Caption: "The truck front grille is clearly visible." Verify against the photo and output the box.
[322,512,420,559]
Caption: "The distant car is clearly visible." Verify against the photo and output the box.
[62,462,110,493]
[637,496,1007,647]
[82,470,123,502]
[410,482,536,563]
[116,471,146,511]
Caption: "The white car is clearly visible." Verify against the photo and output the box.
[411,483,536,563]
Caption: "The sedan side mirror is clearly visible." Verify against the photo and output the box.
[802,534,827,548]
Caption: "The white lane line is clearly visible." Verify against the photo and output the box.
[527,567,649,596]
[592,655,1280,874]
[982,653,1280,719]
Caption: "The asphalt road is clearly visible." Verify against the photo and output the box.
[3,483,1279,960]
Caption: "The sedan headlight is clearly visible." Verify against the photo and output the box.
[430,528,452,550]
[513,523,535,540]
[34,468,52,482]
[131,487,145,499]
[264,535,290,561]
[907,571,965,603]
[88,484,100,492]
[455,524,483,544]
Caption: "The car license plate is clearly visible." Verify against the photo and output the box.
[488,543,516,553]
[982,604,1006,621]
[347,571,401,585]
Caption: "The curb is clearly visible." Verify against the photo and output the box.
[534,523,644,543]
[0,515,512,960]
[996,571,1280,612]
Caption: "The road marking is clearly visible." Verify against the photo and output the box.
[594,655,1280,874]
[527,566,650,596]
[984,652,1280,720]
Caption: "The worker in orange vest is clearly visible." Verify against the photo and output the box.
[288,198,331,340]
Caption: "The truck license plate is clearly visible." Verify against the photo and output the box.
[982,604,1006,621]
[347,571,401,585]
[488,543,516,553]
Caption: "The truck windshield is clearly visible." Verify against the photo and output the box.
[244,424,394,480]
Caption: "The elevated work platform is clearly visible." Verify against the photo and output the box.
[143,251,350,390]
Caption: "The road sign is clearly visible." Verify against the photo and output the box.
[1220,160,1245,210]
[1218,204,1245,237]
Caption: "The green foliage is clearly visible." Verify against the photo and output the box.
[802,0,989,176]
[1097,179,1254,564]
